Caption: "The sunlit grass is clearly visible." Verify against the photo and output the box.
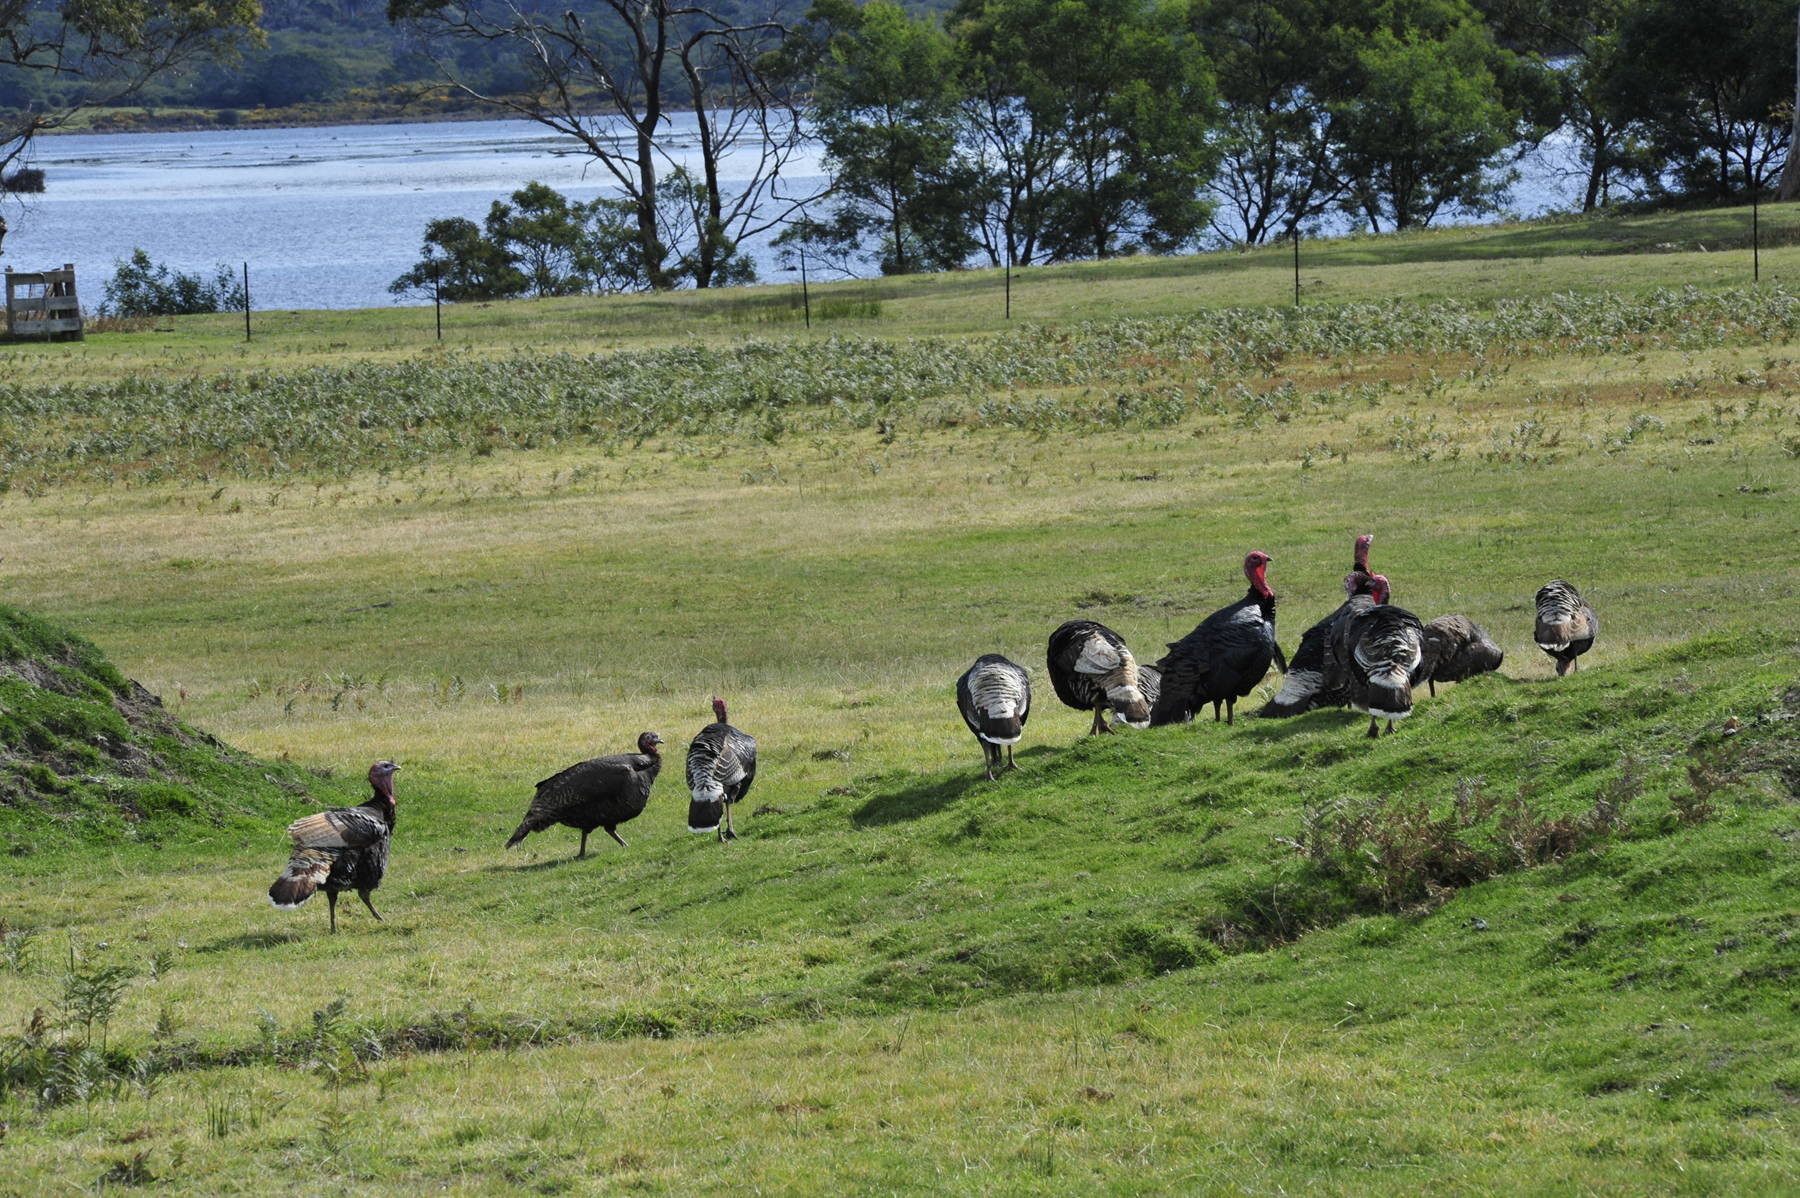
[1,239,1800,1190]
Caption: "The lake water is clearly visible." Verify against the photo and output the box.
[0,116,1582,311]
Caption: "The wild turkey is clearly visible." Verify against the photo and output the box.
[1260,534,1374,718]
[1535,580,1597,675]
[687,697,757,841]
[1420,615,1504,695]
[1046,620,1151,734]
[1150,552,1287,726]
[1328,575,1427,737]
[268,760,398,933]
[505,732,663,859]
[1114,661,1161,728]
[957,654,1033,779]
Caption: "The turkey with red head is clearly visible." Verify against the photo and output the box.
[1327,575,1427,737]
[1047,620,1151,735]
[1535,580,1597,675]
[1260,533,1376,717]
[268,760,398,934]
[505,732,664,859]
[957,653,1032,779]
[1150,552,1287,727]
[1420,615,1504,695]
[687,697,758,841]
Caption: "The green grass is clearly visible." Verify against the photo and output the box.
[2,210,1800,1192]
[5,202,1798,385]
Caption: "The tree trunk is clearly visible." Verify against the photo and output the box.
[1780,1,1800,200]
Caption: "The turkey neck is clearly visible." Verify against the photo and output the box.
[1245,583,1276,622]
[364,778,397,828]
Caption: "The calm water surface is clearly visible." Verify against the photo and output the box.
[3,115,824,310]
[1,117,1578,311]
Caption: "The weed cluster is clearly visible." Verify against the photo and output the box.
[1277,757,1644,918]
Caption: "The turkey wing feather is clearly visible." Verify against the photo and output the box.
[285,807,387,849]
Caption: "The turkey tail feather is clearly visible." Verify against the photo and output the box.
[504,821,533,850]
[688,799,724,833]
[268,847,333,909]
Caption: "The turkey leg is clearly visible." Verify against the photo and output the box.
[1366,716,1381,739]
[1005,745,1017,772]
[578,829,590,859]
[607,827,629,848]
[327,890,339,934]
[359,889,384,921]
[720,801,738,842]
[1225,698,1235,726]
[1090,707,1113,735]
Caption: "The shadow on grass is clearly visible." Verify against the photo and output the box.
[853,745,1062,827]
[195,929,308,953]
[488,852,597,874]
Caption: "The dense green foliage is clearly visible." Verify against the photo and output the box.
[100,249,248,318]
[0,605,339,854]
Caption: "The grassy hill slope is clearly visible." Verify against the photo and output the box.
[1,217,1799,1192]
[0,605,344,854]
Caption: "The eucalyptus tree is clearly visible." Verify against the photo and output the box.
[1479,0,1650,211]
[386,0,817,289]
[1189,0,1343,244]
[805,0,980,274]
[945,0,1216,264]
[1604,0,1795,199]
[1318,0,1552,232]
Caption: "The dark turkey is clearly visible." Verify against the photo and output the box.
[1535,580,1597,676]
[957,653,1033,780]
[1151,552,1287,727]
[1047,620,1151,735]
[1420,615,1504,695]
[1260,533,1376,717]
[687,696,757,841]
[268,760,398,934]
[1327,575,1427,737]
[505,732,663,859]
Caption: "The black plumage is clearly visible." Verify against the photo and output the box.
[1046,620,1150,735]
[1327,575,1427,737]
[957,653,1032,779]
[505,732,663,859]
[1420,615,1504,695]
[687,697,757,841]
[1151,552,1287,727]
[268,760,398,934]
[1260,534,1374,718]
[1535,579,1598,676]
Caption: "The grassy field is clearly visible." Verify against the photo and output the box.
[3,202,1796,385]
[2,208,1800,1193]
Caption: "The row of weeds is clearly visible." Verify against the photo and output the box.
[1,287,1796,492]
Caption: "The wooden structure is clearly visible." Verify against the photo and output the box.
[4,264,84,339]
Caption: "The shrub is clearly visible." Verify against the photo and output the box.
[101,249,246,317]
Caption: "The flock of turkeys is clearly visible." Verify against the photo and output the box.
[268,533,1596,933]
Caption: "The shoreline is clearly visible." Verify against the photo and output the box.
[38,101,694,139]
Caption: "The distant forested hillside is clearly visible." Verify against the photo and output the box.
[0,0,947,117]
